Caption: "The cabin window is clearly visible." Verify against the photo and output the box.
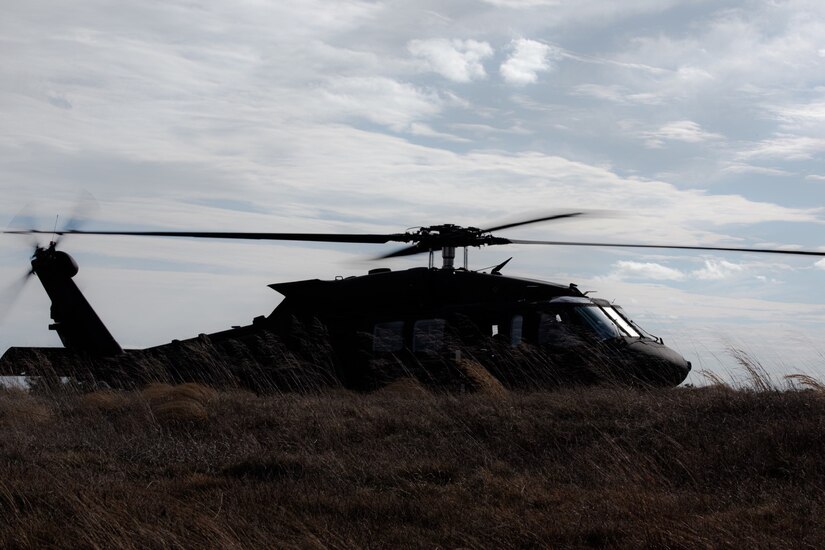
[510,315,523,347]
[373,321,404,352]
[412,319,446,354]
[538,313,569,346]
[601,306,641,338]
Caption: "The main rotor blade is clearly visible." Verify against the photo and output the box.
[4,229,411,245]
[507,239,825,257]
[482,212,585,233]
[371,212,589,260]
[375,244,425,259]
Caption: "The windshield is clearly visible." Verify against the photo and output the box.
[539,303,621,344]
[601,305,641,338]
[614,306,658,340]
[572,305,621,340]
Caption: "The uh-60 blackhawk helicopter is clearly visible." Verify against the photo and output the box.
[2,212,824,391]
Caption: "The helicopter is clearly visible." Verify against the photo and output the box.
[2,212,824,391]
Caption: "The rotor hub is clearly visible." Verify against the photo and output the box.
[407,224,509,250]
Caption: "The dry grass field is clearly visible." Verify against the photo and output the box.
[0,375,824,548]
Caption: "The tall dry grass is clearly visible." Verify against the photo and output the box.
[1,379,825,548]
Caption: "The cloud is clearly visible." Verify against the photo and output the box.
[407,38,494,82]
[722,164,793,176]
[692,259,744,281]
[609,259,758,283]
[642,120,724,148]
[816,259,825,271]
[772,102,825,125]
[609,261,686,281]
[500,39,560,85]
[737,135,825,161]
[318,77,445,132]
[481,0,558,6]
[571,84,628,103]
[408,122,470,142]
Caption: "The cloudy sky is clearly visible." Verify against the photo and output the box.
[2,0,825,384]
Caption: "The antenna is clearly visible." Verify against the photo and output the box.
[491,257,512,275]
[51,215,59,245]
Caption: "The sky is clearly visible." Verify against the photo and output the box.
[2,0,825,385]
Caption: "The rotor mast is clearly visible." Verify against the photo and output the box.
[442,246,456,269]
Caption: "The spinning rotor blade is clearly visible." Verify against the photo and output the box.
[375,211,588,260]
[55,190,100,244]
[5,211,592,259]
[506,239,825,257]
[0,269,34,325]
[375,243,428,260]
[8,209,822,260]
[482,211,585,232]
[6,229,411,245]
[2,191,100,246]
[5,205,40,248]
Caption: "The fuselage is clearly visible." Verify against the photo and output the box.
[265,267,692,387]
[0,260,691,389]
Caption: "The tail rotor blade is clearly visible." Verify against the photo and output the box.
[55,190,100,245]
[5,205,40,248]
[0,269,34,325]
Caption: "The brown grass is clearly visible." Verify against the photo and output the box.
[1,381,825,548]
[0,389,52,425]
[141,382,217,424]
[373,376,429,398]
[458,358,509,397]
[784,373,825,392]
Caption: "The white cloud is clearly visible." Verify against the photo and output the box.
[318,77,444,132]
[571,84,628,103]
[738,135,825,161]
[816,259,825,271]
[773,102,825,124]
[500,39,559,85]
[481,0,559,6]
[806,174,825,182]
[642,120,724,148]
[692,259,744,281]
[408,122,470,142]
[407,38,493,82]
[610,261,686,281]
[722,163,793,176]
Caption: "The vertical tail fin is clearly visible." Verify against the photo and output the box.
[32,243,123,356]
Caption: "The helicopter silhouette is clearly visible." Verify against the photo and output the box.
[2,212,824,390]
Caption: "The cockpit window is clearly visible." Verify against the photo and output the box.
[614,306,658,340]
[601,306,641,338]
[373,321,404,352]
[572,306,621,341]
[539,302,621,345]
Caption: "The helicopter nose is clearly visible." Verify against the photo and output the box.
[620,338,692,386]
